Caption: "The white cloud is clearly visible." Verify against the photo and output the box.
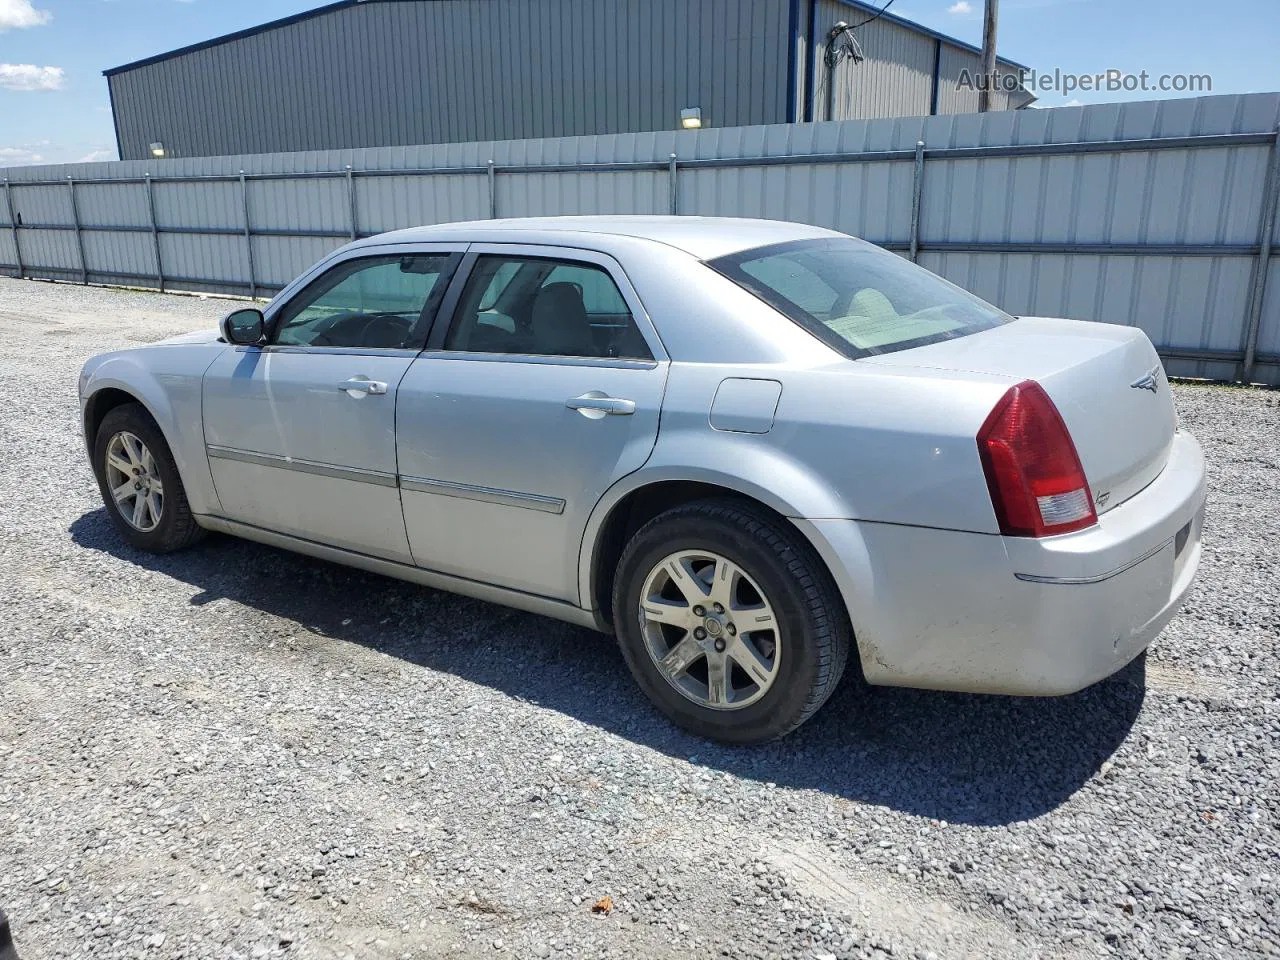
[0,145,44,166]
[79,148,117,163]
[0,0,51,31]
[947,0,973,13]
[0,63,64,91]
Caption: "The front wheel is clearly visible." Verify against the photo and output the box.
[612,499,850,744]
[93,403,206,553]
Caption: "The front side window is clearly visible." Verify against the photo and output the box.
[709,238,1012,359]
[443,255,652,360]
[273,254,453,349]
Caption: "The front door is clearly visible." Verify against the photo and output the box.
[396,245,669,601]
[202,246,461,561]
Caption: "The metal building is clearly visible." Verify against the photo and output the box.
[105,0,1031,162]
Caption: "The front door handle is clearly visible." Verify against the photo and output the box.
[566,393,636,417]
[339,377,388,396]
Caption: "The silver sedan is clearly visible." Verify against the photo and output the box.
[79,217,1206,743]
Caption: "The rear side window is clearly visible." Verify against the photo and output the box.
[477,260,522,311]
[709,238,1011,359]
[545,263,631,315]
[443,255,653,360]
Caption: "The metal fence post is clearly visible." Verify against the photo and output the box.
[145,173,164,292]
[669,153,678,215]
[346,165,358,240]
[3,178,22,279]
[909,141,926,262]
[67,176,88,284]
[1242,127,1280,383]
[487,160,497,219]
[240,171,257,299]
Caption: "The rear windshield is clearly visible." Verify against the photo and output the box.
[708,237,1012,359]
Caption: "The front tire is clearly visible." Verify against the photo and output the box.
[612,499,850,744]
[93,403,206,553]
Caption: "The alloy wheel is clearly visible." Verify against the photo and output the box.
[104,431,164,532]
[638,550,781,710]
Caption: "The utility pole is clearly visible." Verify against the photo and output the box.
[978,0,999,112]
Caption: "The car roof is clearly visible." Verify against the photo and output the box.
[355,216,847,261]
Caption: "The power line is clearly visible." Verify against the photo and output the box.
[852,0,897,29]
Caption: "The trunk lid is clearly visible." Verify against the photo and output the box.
[862,316,1176,514]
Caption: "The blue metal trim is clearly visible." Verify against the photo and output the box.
[105,75,125,162]
[803,0,818,122]
[786,0,800,124]
[929,38,942,116]
[827,0,1031,71]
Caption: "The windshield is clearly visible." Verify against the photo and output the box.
[708,237,1012,359]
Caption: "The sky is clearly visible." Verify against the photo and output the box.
[1,0,1278,167]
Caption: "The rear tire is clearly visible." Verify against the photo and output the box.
[93,403,206,553]
[612,499,850,744]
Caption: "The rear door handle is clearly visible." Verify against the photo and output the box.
[566,393,636,416]
[339,377,388,396]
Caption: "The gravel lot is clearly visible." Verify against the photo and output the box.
[0,276,1277,960]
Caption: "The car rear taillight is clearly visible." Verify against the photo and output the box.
[977,380,1097,538]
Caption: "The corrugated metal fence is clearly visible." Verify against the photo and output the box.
[3,93,1279,385]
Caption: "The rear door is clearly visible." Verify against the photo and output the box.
[396,244,669,601]
[202,244,462,560]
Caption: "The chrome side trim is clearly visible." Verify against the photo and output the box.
[206,445,564,510]
[238,345,422,358]
[1014,535,1175,585]
[194,514,602,632]
[400,475,566,514]
[206,444,399,488]
[419,349,658,371]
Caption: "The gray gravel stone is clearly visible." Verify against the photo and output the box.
[0,277,1277,960]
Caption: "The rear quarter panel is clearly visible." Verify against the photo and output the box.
[579,357,1015,609]
[643,359,1013,529]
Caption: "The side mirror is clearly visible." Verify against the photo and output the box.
[220,308,265,346]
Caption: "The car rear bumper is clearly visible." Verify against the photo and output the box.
[797,430,1206,696]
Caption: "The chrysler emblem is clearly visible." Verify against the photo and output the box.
[1130,366,1161,393]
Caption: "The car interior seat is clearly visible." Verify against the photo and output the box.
[531,282,596,357]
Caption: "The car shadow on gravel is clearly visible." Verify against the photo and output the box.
[71,509,1145,827]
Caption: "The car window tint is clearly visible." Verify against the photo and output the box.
[444,255,652,360]
[545,263,630,315]
[709,238,1011,360]
[274,255,449,349]
[477,260,522,311]
[739,256,837,317]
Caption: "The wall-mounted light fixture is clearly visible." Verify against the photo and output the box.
[149,142,166,158]
[679,107,702,130]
